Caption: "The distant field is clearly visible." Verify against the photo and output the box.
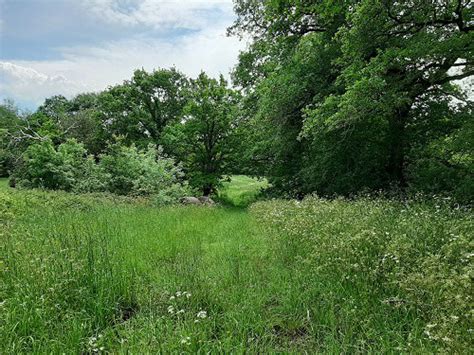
[0,177,8,189]
[218,175,269,207]
[1,181,471,353]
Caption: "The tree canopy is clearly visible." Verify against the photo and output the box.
[1,0,472,203]
[230,0,473,201]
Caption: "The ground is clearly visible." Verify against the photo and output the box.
[1,176,472,353]
[1,177,295,353]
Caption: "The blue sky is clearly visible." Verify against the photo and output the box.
[0,0,244,110]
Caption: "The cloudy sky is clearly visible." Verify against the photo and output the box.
[0,0,245,110]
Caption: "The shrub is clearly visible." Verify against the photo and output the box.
[15,139,87,190]
[13,140,190,201]
[99,143,190,197]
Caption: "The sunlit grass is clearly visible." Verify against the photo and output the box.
[218,175,269,207]
[1,189,292,353]
[0,177,8,190]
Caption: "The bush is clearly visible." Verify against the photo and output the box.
[15,139,88,190]
[14,140,190,202]
[99,143,190,197]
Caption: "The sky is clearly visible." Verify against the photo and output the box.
[0,0,246,110]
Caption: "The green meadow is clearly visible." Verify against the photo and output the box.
[1,179,472,353]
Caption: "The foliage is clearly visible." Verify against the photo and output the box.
[163,72,240,195]
[99,141,189,198]
[406,99,474,204]
[13,138,189,201]
[96,68,188,148]
[15,139,91,191]
[230,0,474,202]
[0,101,22,176]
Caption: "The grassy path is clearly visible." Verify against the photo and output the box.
[2,192,306,353]
[3,179,470,352]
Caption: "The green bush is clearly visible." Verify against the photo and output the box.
[99,143,189,197]
[14,139,87,190]
[13,140,190,202]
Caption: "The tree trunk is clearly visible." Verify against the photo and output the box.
[202,185,212,196]
[387,107,409,189]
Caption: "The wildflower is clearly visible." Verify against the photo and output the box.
[176,291,182,297]
[169,295,176,301]
[177,309,185,314]
[180,336,191,345]
[196,310,207,319]
[167,305,175,314]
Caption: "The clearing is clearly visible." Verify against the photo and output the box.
[1,177,471,353]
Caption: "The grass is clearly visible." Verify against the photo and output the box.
[1,179,472,352]
[218,175,268,207]
[0,177,8,190]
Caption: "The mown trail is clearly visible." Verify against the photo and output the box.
[2,196,309,353]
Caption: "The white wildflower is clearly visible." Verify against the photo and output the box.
[197,310,207,319]
[180,336,191,345]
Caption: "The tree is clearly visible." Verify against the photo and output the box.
[164,73,239,195]
[35,93,106,155]
[229,0,349,195]
[64,93,105,156]
[97,68,188,149]
[302,0,474,190]
[230,0,474,201]
[0,100,22,176]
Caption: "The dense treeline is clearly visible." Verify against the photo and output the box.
[1,0,473,203]
[230,0,473,203]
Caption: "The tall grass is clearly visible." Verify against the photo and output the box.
[1,188,289,352]
[1,183,472,352]
[251,196,473,352]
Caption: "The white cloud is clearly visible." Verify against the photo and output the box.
[0,62,87,106]
[84,0,234,30]
[1,25,246,107]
